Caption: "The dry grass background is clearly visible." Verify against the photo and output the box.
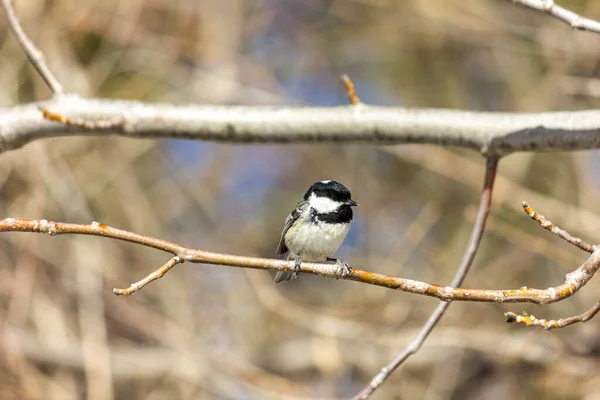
[2,0,600,399]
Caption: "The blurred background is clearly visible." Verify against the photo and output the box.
[1,0,600,399]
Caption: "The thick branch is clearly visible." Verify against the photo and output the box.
[506,0,600,34]
[3,96,600,155]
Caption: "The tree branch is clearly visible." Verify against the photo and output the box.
[523,201,597,253]
[505,299,600,329]
[2,96,600,155]
[0,215,598,303]
[0,0,64,94]
[113,256,183,295]
[352,157,498,399]
[506,0,600,34]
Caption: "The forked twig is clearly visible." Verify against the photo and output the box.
[0,0,64,94]
[502,202,600,329]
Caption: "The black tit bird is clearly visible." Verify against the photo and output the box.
[274,180,358,283]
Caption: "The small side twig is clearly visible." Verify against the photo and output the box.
[341,74,362,105]
[0,0,64,94]
[352,157,499,400]
[505,300,600,330]
[113,256,183,295]
[522,201,597,253]
[506,0,600,34]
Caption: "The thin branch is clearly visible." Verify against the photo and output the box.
[522,201,597,253]
[505,300,600,329]
[113,256,182,295]
[352,157,498,400]
[506,0,600,34]
[341,74,362,105]
[0,0,64,94]
[1,216,599,304]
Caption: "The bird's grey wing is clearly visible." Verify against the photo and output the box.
[276,201,308,256]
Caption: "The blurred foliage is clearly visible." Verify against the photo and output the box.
[1,0,600,399]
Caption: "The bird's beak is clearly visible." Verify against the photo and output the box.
[348,199,359,207]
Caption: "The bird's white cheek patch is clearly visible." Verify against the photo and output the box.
[309,194,341,213]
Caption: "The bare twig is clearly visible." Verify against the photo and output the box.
[503,202,600,329]
[0,0,64,94]
[506,0,600,34]
[1,216,599,304]
[113,256,182,295]
[341,74,361,105]
[3,97,600,155]
[522,201,597,253]
[505,300,600,329]
[352,157,499,400]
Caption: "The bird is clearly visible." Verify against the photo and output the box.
[274,180,358,283]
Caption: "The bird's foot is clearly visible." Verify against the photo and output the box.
[327,257,352,279]
[294,256,302,278]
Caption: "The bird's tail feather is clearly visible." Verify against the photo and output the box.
[273,252,297,283]
[273,270,297,283]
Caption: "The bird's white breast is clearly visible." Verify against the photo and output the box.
[284,217,350,261]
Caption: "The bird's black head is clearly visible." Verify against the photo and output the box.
[304,180,358,223]
[304,180,357,205]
